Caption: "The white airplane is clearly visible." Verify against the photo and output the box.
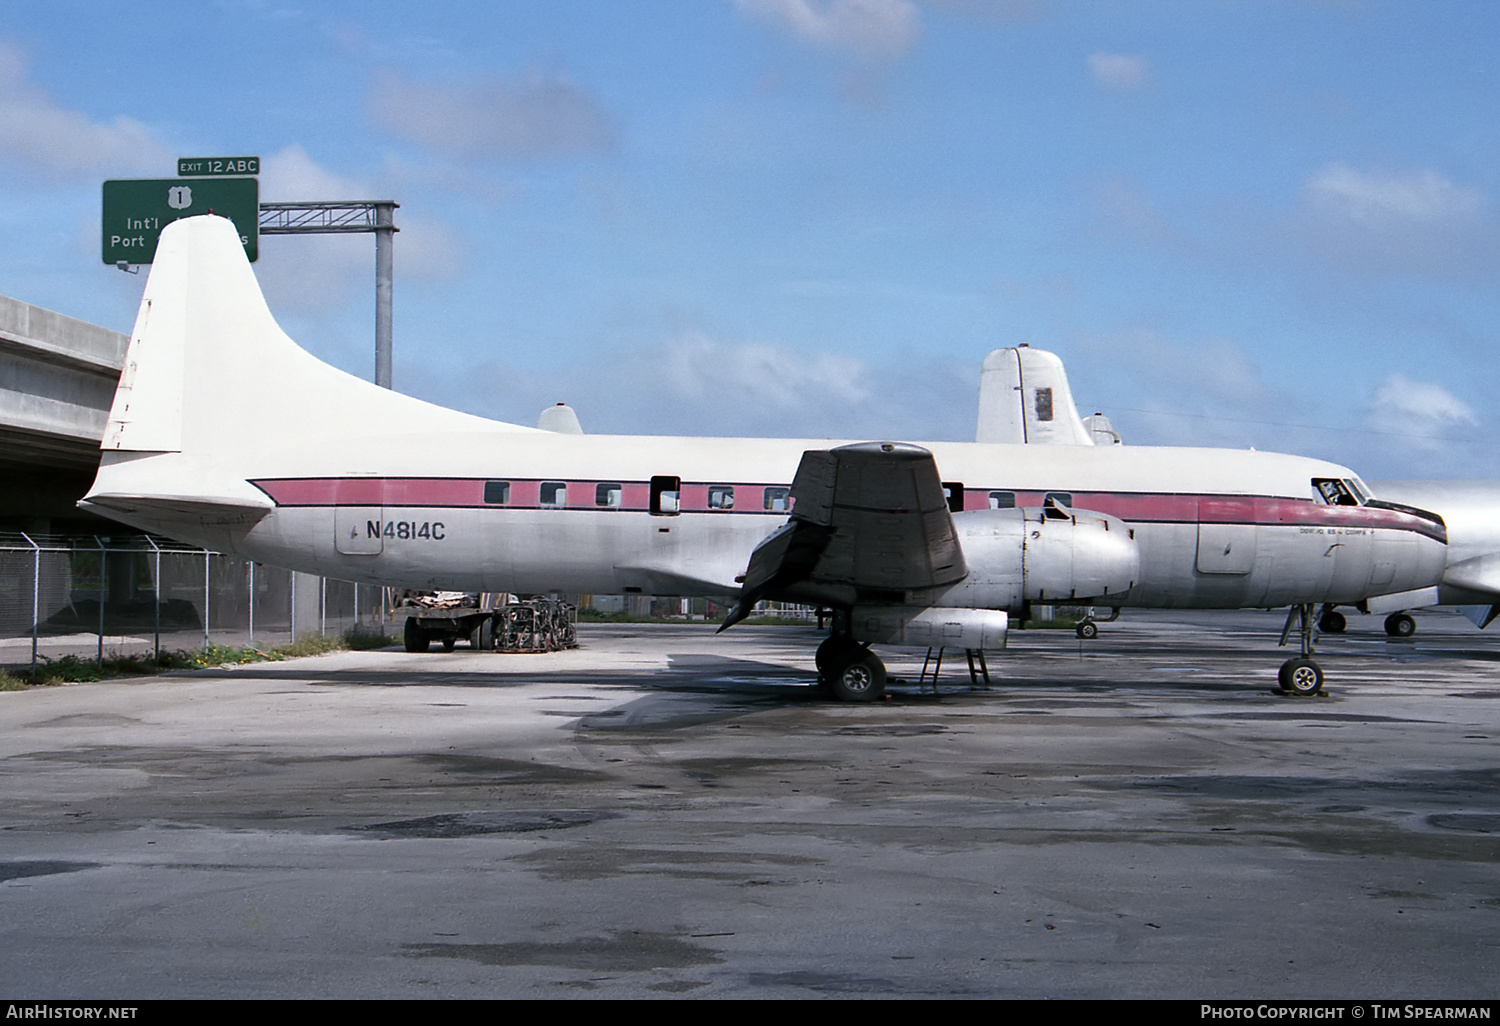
[82,215,1449,700]
[974,344,1500,641]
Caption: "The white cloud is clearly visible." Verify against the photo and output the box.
[0,41,171,178]
[401,331,980,441]
[1088,52,1149,90]
[736,0,924,59]
[369,69,615,159]
[1366,373,1476,447]
[1069,331,1281,449]
[1291,163,1496,279]
[657,331,870,413]
[1306,164,1483,226]
[260,144,369,202]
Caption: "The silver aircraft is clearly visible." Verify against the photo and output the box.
[974,345,1500,642]
[82,215,1448,699]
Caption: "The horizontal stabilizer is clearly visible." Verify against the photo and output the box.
[80,491,272,528]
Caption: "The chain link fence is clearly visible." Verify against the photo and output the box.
[0,533,391,668]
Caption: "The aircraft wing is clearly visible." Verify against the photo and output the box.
[719,442,967,629]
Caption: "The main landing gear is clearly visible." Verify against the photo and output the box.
[1277,603,1325,696]
[1385,612,1416,638]
[815,634,887,702]
[1317,604,1415,638]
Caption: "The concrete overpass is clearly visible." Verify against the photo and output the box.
[0,293,127,532]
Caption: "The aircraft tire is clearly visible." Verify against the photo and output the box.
[403,617,430,653]
[1319,610,1346,634]
[815,635,861,680]
[475,616,497,650]
[1076,620,1098,640]
[829,649,886,702]
[1385,612,1416,638]
[1278,657,1323,696]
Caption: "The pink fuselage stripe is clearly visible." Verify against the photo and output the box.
[248,477,1442,541]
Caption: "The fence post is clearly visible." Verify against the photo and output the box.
[95,537,105,665]
[248,561,255,645]
[146,536,161,662]
[203,549,211,649]
[21,533,39,669]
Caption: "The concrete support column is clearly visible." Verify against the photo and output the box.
[292,571,322,641]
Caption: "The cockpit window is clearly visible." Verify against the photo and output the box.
[1345,478,1370,504]
[1313,478,1360,506]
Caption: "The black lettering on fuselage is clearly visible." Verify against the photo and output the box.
[369,520,446,541]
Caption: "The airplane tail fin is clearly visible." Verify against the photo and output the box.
[100,214,520,461]
[975,346,1096,445]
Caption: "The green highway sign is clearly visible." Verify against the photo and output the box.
[177,156,260,177]
[102,177,259,264]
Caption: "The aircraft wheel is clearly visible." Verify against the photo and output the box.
[1318,610,1346,634]
[1278,657,1323,696]
[815,635,860,680]
[1076,620,1098,640]
[403,617,430,653]
[1385,612,1416,638]
[829,650,886,702]
[475,617,497,650]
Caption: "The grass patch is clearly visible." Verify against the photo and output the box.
[345,628,393,650]
[2,628,393,689]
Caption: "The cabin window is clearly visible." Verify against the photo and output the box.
[650,475,680,516]
[942,482,965,514]
[1314,478,1359,506]
[596,482,622,508]
[1044,491,1072,509]
[540,481,567,507]
[483,481,510,505]
[1034,387,1054,422]
[708,485,735,510]
[988,490,1016,509]
[763,487,791,512]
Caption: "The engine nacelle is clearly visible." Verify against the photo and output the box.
[850,605,1009,651]
[933,506,1141,610]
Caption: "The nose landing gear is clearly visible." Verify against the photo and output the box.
[1277,603,1326,696]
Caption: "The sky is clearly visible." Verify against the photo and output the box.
[2,0,1497,481]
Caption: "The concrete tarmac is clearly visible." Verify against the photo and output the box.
[1,610,1497,999]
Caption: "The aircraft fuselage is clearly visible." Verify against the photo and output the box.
[90,430,1447,614]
